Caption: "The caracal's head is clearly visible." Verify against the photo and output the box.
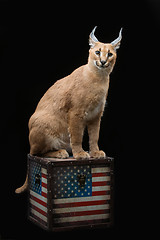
[88,26,122,74]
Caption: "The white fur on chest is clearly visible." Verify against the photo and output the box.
[85,101,104,121]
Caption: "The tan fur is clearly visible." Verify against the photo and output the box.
[29,43,116,158]
[15,29,121,193]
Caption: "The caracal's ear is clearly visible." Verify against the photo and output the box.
[89,26,99,48]
[111,28,123,51]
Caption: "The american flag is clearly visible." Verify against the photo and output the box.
[29,161,111,229]
[52,165,111,228]
[29,161,48,227]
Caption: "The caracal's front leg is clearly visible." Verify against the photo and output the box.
[68,113,90,160]
[87,116,106,159]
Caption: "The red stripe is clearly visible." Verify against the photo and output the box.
[54,208,110,218]
[42,173,47,179]
[42,182,47,188]
[53,199,109,209]
[92,172,110,177]
[92,181,110,186]
[30,194,47,208]
[92,190,110,196]
[30,212,47,226]
[30,203,47,217]
[41,191,47,198]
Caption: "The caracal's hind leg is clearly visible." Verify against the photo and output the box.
[42,149,69,158]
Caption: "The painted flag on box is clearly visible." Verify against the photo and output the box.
[52,165,111,227]
[29,161,48,227]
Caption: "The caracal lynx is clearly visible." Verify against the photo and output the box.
[15,26,122,193]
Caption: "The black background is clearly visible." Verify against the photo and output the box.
[1,0,159,239]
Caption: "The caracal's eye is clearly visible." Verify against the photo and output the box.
[95,50,100,55]
[108,52,113,57]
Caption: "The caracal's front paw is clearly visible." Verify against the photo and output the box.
[90,150,106,159]
[74,151,90,160]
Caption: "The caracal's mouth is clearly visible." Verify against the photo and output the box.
[95,61,110,69]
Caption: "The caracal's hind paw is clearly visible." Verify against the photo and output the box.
[43,149,69,159]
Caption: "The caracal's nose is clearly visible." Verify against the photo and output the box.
[100,60,106,65]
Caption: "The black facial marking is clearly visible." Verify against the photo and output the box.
[108,52,113,57]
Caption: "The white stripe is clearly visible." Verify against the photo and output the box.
[92,167,110,173]
[42,177,47,184]
[30,198,47,213]
[53,194,110,204]
[92,185,110,191]
[41,167,47,175]
[30,190,47,203]
[53,204,110,214]
[92,176,110,182]
[54,213,109,223]
[30,208,47,222]
[42,186,47,193]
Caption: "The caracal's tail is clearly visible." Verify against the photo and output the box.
[15,174,28,194]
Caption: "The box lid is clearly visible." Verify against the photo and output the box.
[28,154,114,167]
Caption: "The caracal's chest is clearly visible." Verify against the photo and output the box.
[84,94,106,121]
[84,77,109,121]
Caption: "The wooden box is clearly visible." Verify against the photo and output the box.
[28,154,114,231]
